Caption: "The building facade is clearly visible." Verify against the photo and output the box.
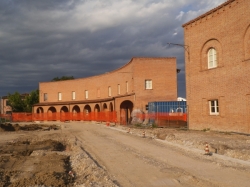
[183,0,250,133]
[0,96,12,115]
[34,57,177,124]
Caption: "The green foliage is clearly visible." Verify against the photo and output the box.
[8,90,39,113]
[8,92,25,112]
[24,90,39,112]
[51,76,74,81]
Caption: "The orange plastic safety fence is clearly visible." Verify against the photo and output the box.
[12,111,117,122]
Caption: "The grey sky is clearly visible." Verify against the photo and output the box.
[0,0,226,98]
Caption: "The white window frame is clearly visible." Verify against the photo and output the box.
[108,86,111,97]
[118,84,120,95]
[208,48,217,69]
[85,90,88,99]
[72,91,75,100]
[209,100,219,115]
[44,93,48,101]
[58,92,62,101]
[145,80,152,89]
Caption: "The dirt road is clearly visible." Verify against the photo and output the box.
[1,122,250,187]
[66,123,250,187]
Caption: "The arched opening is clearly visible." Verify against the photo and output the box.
[103,103,108,112]
[84,105,91,113]
[36,107,44,113]
[48,107,56,113]
[94,104,100,112]
[120,100,133,125]
[35,107,44,121]
[72,105,80,113]
[94,104,100,121]
[47,107,57,121]
[84,105,92,121]
[60,106,69,113]
[110,102,114,112]
[72,105,80,121]
[60,106,69,121]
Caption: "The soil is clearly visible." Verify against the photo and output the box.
[0,123,117,187]
[0,122,250,187]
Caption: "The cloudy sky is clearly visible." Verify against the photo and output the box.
[0,0,226,98]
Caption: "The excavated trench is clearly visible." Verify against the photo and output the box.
[0,123,74,187]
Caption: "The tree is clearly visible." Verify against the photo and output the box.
[24,90,39,112]
[7,92,25,112]
[8,90,39,113]
[51,76,74,81]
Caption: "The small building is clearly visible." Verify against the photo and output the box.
[33,57,178,124]
[0,93,29,115]
[183,0,250,133]
[0,96,12,115]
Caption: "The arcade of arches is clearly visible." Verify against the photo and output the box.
[34,100,134,124]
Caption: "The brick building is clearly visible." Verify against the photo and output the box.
[34,57,177,124]
[0,93,30,115]
[0,96,12,115]
[183,0,250,133]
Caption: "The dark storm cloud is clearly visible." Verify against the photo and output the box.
[0,0,226,97]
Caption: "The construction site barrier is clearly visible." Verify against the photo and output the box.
[0,114,12,122]
[12,111,117,123]
[136,112,187,122]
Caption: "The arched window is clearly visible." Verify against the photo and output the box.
[208,48,217,69]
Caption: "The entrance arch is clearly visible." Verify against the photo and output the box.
[120,100,133,125]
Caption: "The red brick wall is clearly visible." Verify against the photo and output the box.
[183,0,250,133]
[35,57,177,120]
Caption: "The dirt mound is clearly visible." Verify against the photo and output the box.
[0,123,60,131]
[0,139,66,157]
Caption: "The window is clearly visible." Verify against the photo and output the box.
[44,93,48,101]
[209,100,219,115]
[58,92,62,101]
[126,81,128,93]
[72,91,75,100]
[208,48,217,69]
[117,84,120,95]
[108,86,111,97]
[145,80,152,89]
[85,90,88,99]
[6,100,10,106]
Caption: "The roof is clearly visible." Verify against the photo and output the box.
[182,0,236,27]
